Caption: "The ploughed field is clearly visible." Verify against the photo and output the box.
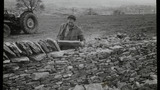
[4,14,156,42]
[3,14,157,90]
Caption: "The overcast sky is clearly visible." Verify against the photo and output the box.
[43,0,156,5]
[42,0,156,8]
[5,0,156,8]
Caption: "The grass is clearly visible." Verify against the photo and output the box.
[4,14,156,42]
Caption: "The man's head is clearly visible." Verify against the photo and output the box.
[67,15,76,27]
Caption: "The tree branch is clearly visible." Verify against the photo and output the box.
[33,0,39,11]
[29,0,33,11]
[22,0,30,10]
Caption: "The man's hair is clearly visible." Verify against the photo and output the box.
[67,15,76,21]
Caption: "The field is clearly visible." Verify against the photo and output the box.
[3,14,157,90]
[4,14,156,42]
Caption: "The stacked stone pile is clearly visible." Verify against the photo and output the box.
[3,33,157,90]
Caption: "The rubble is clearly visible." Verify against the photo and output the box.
[3,33,157,90]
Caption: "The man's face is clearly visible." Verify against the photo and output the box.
[67,18,75,27]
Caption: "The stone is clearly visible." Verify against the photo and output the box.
[117,82,127,89]
[25,41,43,54]
[4,44,17,57]
[55,60,68,64]
[150,74,157,80]
[31,72,49,80]
[38,65,56,73]
[85,83,103,90]
[63,73,72,78]
[34,85,45,90]
[135,82,141,87]
[19,74,30,77]
[109,45,123,50]
[152,36,157,40]
[120,85,132,90]
[96,49,113,59]
[47,51,64,58]
[3,60,10,64]
[10,57,30,63]
[47,61,55,65]
[73,85,85,90]
[46,38,61,51]
[144,79,157,85]
[15,42,32,56]
[38,40,50,53]
[56,81,63,85]
[29,53,46,61]
[97,49,113,54]
[129,78,135,82]
[3,52,9,60]
[103,84,109,90]
[9,75,19,80]
[3,73,15,79]
[10,65,20,71]
[54,74,62,79]
[79,64,85,69]
[68,66,73,70]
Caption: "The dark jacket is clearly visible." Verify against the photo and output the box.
[57,23,85,41]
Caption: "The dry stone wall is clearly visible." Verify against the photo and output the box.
[3,33,157,90]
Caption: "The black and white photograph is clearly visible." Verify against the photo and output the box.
[3,0,156,90]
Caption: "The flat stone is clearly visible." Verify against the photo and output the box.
[152,36,157,40]
[3,60,10,64]
[54,74,62,79]
[34,85,45,90]
[109,45,123,50]
[63,73,72,78]
[67,66,73,69]
[47,61,55,65]
[29,53,46,61]
[96,49,113,54]
[144,79,157,85]
[3,73,14,78]
[31,72,49,80]
[12,65,20,70]
[150,74,157,80]
[19,74,30,77]
[47,51,64,58]
[85,83,103,90]
[11,57,30,63]
[56,81,63,85]
[9,75,19,79]
[38,65,56,72]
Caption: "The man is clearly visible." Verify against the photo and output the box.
[57,15,85,49]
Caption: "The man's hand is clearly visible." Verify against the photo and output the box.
[80,40,86,47]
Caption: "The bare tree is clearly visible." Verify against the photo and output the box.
[16,0,45,12]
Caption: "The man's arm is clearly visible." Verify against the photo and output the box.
[78,28,86,47]
[78,28,85,41]
[57,24,65,40]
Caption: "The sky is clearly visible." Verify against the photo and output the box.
[5,0,156,9]
[42,0,156,8]
[43,0,156,5]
